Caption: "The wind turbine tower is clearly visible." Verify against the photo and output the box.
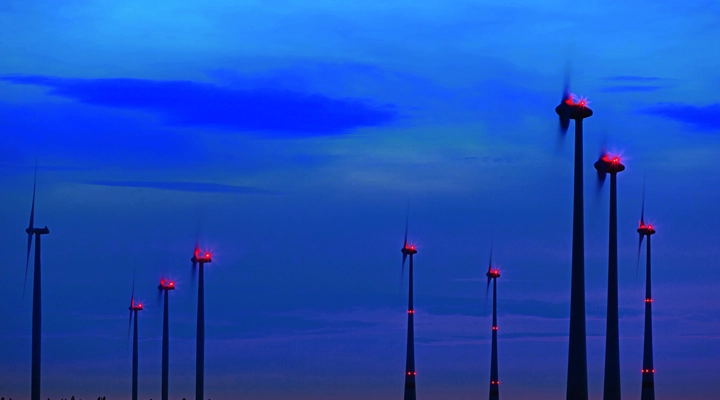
[23,166,50,400]
[485,252,501,400]
[191,246,212,400]
[128,280,143,400]
[595,153,625,400]
[555,73,593,400]
[158,279,176,400]
[637,196,657,400]
[400,217,418,400]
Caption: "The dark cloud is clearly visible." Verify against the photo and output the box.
[1,74,397,136]
[606,76,663,82]
[600,85,663,93]
[640,103,720,130]
[82,180,276,194]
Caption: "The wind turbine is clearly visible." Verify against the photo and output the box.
[158,279,176,400]
[191,244,212,400]
[554,66,593,400]
[595,152,625,400]
[23,164,50,400]
[400,215,418,400]
[128,276,143,400]
[636,191,657,400]
[485,249,501,400]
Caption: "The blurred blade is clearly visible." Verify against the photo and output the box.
[486,276,491,299]
[561,61,571,102]
[636,234,645,285]
[401,253,407,280]
[596,169,607,191]
[23,163,37,301]
[127,310,133,349]
[127,271,135,348]
[559,117,570,136]
[558,62,572,136]
[488,244,493,269]
[640,184,646,225]
[404,211,409,248]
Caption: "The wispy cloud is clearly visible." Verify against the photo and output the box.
[1,74,398,136]
[82,180,276,194]
[640,102,720,130]
[600,85,663,93]
[605,76,663,82]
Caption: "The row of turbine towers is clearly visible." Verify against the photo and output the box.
[397,73,659,400]
[19,73,660,400]
[22,171,215,400]
[127,247,212,400]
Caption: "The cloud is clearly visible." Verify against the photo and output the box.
[605,76,663,82]
[1,74,398,136]
[600,85,663,93]
[82,180,276,194]
[640,102,720,130]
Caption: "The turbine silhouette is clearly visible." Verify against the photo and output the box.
[191,246,212,400]
[400,216,418,400]
[637,194,657,400]
[24,164,50,400]
[595,152,625,400]
[158,279,176,400]
[554,66,593,400]
[128,275,143,400]
[485,252,501,400]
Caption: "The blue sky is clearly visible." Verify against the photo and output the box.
[1,0,720,399]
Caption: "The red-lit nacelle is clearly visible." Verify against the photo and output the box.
[595,154,625,174]
[158,280,176,291]
[192,250,213,264]
[129,302,143,311]
[486,268,501,279]
[637,223,656,236]
[557,94,593,120]
[401,244,418,256]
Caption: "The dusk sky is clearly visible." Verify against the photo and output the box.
[1,1,720,399]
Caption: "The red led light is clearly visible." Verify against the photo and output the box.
[645,298,653,303]
[408,310,415,314]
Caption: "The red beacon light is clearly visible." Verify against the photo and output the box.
[402,243,418,255]
[158,280,176,291]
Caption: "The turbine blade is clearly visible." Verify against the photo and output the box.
[636,234,645,285]
[488,243,493,269]
[404,211,409,248]
[596,169,607,192]
[486,276,491,299]
[127,309,132,349]
[562,61,571,102]
[558,62,572,136]
[127,272,135,349]
[23,163,37,301]
[401,253,407,279]
[640,184,646,225]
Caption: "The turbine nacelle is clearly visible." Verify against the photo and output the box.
[594,154,625,175]
[192,251,213,264]
[637,224,656,236]
[158,280,176,291]
[25,226,50,235]
[401,244,418,256]
[556,99,594,121]
[486,268,501,279]
[129,302,143,311]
